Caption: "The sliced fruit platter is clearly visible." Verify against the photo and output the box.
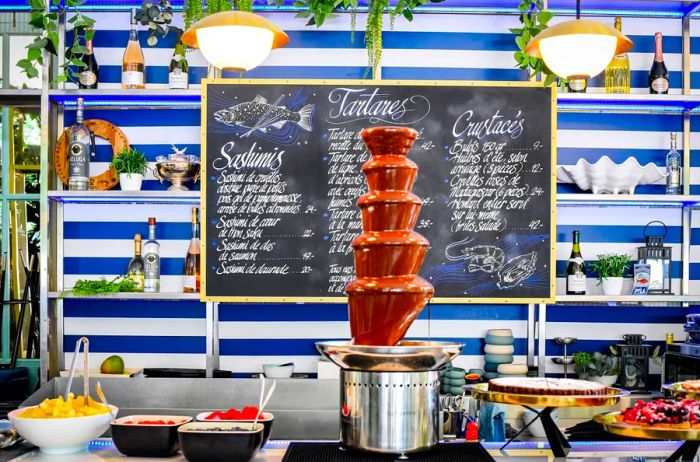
[663,380,700,399]
[595,398,700,440]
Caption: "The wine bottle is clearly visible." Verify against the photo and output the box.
[649,32,669,94]
[67,97,94,191]
[604,17,630,94]
[78,28,99,90]
[127,233,145,291]
[122,8,146,90]
[666,132,681,195]
[566,230,586,295]
[143,217,161,292]
[183,207,200,293]
[567,78,587,93]
[169,39,189,90]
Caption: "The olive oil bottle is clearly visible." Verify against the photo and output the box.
[605,17,630,94]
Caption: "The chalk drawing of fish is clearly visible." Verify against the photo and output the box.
[214,94,314,137]
[497,252,537,289]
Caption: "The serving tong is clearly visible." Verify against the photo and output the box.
[64,337,90,406]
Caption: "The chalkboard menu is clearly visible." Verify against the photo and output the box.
[201,80,555,303]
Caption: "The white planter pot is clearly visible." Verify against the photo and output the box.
[119,173,144,191]
[601,277,624,296]
[590,375,618,387]
[522,408,558,438]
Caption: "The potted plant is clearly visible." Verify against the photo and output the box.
[111,148,148,191]
[591,253,631,296]
[573,351,619,387]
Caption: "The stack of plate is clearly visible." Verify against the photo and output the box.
[440,366,466,396]
[484,329,514,380]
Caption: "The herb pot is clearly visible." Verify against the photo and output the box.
[601,277,624,296]
[119,173,144,191]
[590,375,618,387]
[352,230,428,278]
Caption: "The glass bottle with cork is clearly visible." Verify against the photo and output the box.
[604,17,630,94]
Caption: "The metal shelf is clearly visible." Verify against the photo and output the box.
[556,295,700,305]
[49,89,202,109]
[47,190,200,204]
[557,93,700,114]
[557,194,700,207]
[49,291,201,301]
[0,89,41,108]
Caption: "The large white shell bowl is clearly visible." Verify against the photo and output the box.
[9,405,117,454]
[557,156,667,194]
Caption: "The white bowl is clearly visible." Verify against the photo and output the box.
[263,363,294,378]
[9,404,117,454]
[557,156,667,194]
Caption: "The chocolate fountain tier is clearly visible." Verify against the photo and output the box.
[316,340,463,372]
[362,155,418,191]
[347,275,434,346]
[352,230,428,278]
[361,126,418,158]
[358,190,422,232]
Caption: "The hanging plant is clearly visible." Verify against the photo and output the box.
[510,0,563,87]
[18,0,96,83]
[134,1,180,46]
[284,0,444,78]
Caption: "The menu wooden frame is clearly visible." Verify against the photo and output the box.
[200,79,557,304]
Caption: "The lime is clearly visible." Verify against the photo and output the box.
[100,355,125,374]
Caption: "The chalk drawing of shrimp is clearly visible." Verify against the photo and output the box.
[497,252,537,289]
[445,237,505,273]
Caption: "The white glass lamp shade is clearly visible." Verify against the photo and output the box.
[196,25,274,71]
[539,33,616,79]
[182,11,290,72]
[527,19,633,80]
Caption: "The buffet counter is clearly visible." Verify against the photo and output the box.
[5,439,689,461]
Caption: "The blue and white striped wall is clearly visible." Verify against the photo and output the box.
[62,11,699,375]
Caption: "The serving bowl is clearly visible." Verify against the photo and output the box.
[8,404,117,454]
[263,363,294,378]
[111,415,192,457]
[196,411,274,446]
[557,156,667,194]
[178,421,264,462]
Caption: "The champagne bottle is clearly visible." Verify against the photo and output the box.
[67,97,94,190]
[127,233,145,291]
[144,217,160,292]
[666,132,681,194]
[649,32,669,94]
[169,39,189,90]
[604,17,630,94]
[566,230,586,295]
[567,78,587,93]
[78,28,99,89]
[183,207,200,293]
[122,8,146,89]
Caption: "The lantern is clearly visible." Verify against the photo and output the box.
[637,221,673,294]
[616,334,651,393]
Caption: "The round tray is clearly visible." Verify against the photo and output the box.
[468,383,629,407]
[594,411,700,441]
[662,383,700,400]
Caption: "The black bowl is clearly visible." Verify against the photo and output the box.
[196,411,274,447]
[178,422,264,462]
[111,415,192,458]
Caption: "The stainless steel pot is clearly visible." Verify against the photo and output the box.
[340,369,439,455]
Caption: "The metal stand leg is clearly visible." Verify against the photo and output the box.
[666,441,700,462]
[539,407,570,457]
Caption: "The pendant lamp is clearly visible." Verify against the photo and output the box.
[181,11,289,72]
[526,0,632,80]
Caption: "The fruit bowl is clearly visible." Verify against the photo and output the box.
[111,415,192,457]
[178,421,264,462]
[196,411,274,446]
[9,404,117,454]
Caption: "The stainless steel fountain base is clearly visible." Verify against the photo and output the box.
[340,369,440,455]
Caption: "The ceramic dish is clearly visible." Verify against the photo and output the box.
[196,411,274,446]
[557,156,667,194]
[111,415,192,457]
[178,421,264,462]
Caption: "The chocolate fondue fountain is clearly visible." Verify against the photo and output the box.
[317,127,463,455]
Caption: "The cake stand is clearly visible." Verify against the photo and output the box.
[469,383,629,457]
[594,412,700,462]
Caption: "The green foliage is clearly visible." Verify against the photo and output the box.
[134,1,180,47]
[184,0,204,29]
[183,0,250,32]
[67,276,139,296]
[510,0,564,88]
[574,351,619,379]
[111,148,148,175]
[279,0,446,78]
[591,253,632,282]
[19,0,96,84]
